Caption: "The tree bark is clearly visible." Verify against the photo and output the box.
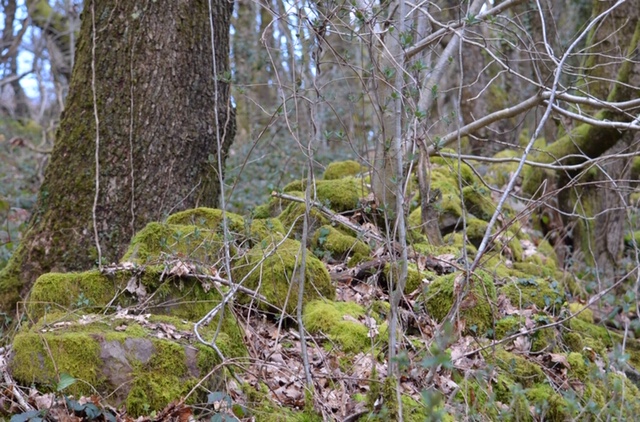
[0,0,236,313]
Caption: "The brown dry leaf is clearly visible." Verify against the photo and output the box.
[125,276,147,300]
[169,261,191,277]
[513,336,531,353]
[550,353,570,368]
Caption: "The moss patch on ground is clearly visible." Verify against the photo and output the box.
[303,300,387,353]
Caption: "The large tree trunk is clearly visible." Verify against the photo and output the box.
[0,0,235,313]
[523,0,640,281]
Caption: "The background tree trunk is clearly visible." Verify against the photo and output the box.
[0,0,235,313]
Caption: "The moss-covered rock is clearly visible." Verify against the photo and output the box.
[9,313,245,416]
[281,177,366,213]
[166,207,245,234]
[462,185,495,222]
[232,238,334,313]
[323,160,364,180]
[249,217,286,242]
[121,222,227,264]
[26,267,231,322]
[498,277,564,312]
[278,202,329,238]
[423,270,496,335]
[311,225,370,261]
[303,300,386,353]
[382,262,425,293]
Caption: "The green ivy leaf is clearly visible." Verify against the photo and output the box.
[57,373,77,392]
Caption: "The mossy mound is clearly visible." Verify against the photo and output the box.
[249,217,286,242]
[232,238,334,314]
[498,277,564,313]
[311,225,370,261]
[323,160,364,180]
[303,300,387,353]
[26,268,230,322]
[9,313,245,417]
[282,177,366,213]
[121,222,228,264]
[278,201,329,237]
[166,207,245,234]
[423,271,496,335]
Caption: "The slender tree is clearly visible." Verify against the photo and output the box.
[0,0,235,313]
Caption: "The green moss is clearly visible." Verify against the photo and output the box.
[27,270,115,319]
[383,262,424,293]
[568,302,594,323]
[11,313,246,416]
[232,239,334,314]
[462,185,495,222]
[494,315,558,352]
[125,340,190,417]
[423,271,496,335]
[563,331,583,352]
[303,300,382,353]
[10,330,104,397]
[525,384,567,422]
[323,160,364,180]
[311,225,370,261]
[249,218,286,242]
[512,261,557,278]
[430,156,477,186]
[121,222,227,264]
[491,349,545,387]
[498,277,564,312]
[166,207,245,233]
[465,218,489,249]
[278,202,329,237]
[26,265,235,323]
[282,177,366,213]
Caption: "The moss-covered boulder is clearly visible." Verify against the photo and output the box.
[9,313,245,417]
[423,270,496,335]
[232,238,334,313]
[26,268,228,322]
[121,222,228,264]
[323,160,364,180]
[282,177,366,213]
[382,262,426,293]
[249,217,286,242]
[166,207,245,233]
[303,300,387,353]
[278,201,329,237]
[462,185,495,222]
[311,225,370,261]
